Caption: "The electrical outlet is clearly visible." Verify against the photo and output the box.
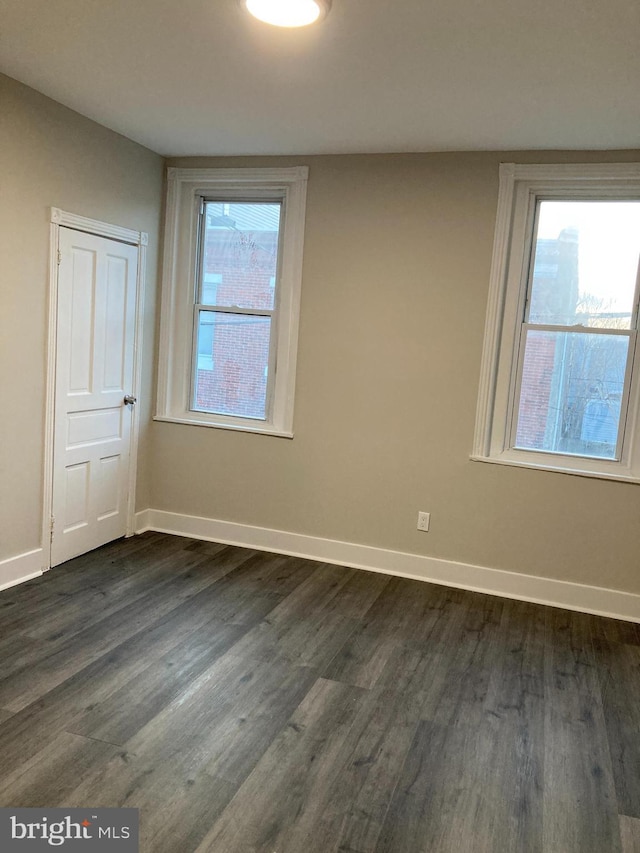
[417,511,430,532]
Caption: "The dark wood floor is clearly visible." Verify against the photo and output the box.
[0,533,639,852]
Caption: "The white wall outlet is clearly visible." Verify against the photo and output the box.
[417,511,430,532]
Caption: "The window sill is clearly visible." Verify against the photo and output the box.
[153,414,294,439]
[470,453,639,484]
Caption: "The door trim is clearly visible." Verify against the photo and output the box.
[43,208,148,570]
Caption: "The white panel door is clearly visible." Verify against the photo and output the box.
[51,228,138,566]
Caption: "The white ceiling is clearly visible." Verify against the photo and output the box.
[1,0,639,156]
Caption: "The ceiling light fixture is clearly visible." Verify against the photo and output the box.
[242,0,332,27]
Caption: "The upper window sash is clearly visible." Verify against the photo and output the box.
[473,162,640,482]
[195,197,284,309]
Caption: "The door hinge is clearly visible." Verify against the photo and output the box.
[49,515,55,542]
[57,249,62,265]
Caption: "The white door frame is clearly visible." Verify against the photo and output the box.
[42,207,148,570]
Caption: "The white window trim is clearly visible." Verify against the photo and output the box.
[156,166,309,437]
[472,162,640,483]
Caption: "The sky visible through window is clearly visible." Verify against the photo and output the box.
[535,201,640,317]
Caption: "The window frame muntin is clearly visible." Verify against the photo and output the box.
[155,166,308,438]
[472,162,640,483]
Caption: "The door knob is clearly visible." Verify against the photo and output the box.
[124,394,137,406]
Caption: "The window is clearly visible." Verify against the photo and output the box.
[156,167,308,436]
[473,163,640,482]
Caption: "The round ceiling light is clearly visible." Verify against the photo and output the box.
[243,0,331,27]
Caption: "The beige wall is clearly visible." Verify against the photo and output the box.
[0,74,163,563]
[156,151,640,594]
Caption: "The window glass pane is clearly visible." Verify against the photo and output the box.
[193,311,271,420]
[514,329,629,459]
[202,272,222,306]
[201,202,280,310]
[527,201,640,329]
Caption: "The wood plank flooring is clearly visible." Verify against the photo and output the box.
[0,532,639,852]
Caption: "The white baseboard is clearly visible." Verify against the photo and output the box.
[134,508,152,534]
[136,509,640,624]
[0,548,44,592]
